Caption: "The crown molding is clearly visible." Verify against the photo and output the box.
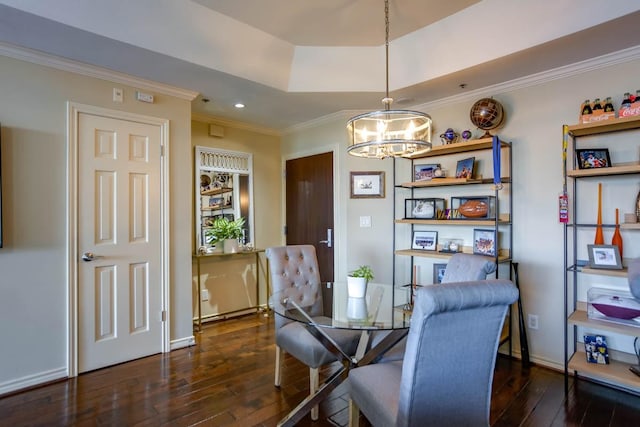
[285,45,640,134]
[283,110,353,134]
[0,42,199,101]
[412,45,640,111]
[191,112,281,137]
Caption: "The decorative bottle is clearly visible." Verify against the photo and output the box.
[611,208,623,259]
[603,97,615,113]
[622,92,632,109]
[581,99,592,116]
[636,186,640,222]
[594,183,604,245]
[592,98,603,111]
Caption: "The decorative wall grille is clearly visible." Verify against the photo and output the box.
[198,148,251,174]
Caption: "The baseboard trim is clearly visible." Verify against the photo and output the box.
[0,367,67,397]
[170,335,196,351]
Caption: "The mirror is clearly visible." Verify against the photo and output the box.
[195,146,253,250]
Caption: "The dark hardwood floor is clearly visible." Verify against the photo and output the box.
[2,313,640,426]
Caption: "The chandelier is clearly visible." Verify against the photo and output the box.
[347,0,432,159]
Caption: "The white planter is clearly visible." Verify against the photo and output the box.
[223,238,239,253]
[347,297,368,320]
[347,276,367,298]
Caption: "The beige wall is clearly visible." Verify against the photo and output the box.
[191,120,282,319]
[283,56,640,370]
[0,55,193,392]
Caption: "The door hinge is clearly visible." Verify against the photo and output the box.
[160,145,164,157]
[161,310,167,322]
[283,225,287,235]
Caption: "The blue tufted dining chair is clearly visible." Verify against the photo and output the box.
[440,253,497,283]
[374,253,498,363]
[348,280,519,427]
[265,245,360,421]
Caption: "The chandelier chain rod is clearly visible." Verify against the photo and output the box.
[384,0,390,104]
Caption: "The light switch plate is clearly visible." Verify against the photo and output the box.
[359,216,372,228]
[113,87,123,103]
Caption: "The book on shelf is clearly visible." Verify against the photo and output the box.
[584,334,609,365]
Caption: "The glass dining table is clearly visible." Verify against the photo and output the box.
[271,281,410,427]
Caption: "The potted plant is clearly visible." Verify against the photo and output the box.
[347,265,374,298]
[205,217,245,253]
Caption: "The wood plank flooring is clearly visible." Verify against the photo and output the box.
[2,313,640,426]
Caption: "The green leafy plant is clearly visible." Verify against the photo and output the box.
[205,217,245,243]
[349,265,374,282]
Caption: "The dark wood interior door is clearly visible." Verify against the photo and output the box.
[286,152,334,282]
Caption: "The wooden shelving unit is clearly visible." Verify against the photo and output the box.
[563,115,640,395]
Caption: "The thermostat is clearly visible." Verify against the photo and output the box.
[136,91,154,103]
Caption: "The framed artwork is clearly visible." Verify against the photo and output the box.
[413,163,440,181]
[587,244,623,269]
[455,157,475,178]
[433,263,447,284]
[576,149,611,169]
[350,171,385,198]
[473,228,496,257]
[412,230,437,251]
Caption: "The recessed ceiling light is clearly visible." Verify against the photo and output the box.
[234,103,245,109]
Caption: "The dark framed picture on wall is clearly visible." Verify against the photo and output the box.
[350,171,385,198]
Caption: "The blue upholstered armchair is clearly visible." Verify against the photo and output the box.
[348,280,518,427]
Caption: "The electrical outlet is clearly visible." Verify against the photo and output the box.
[201,289,209,301]
[528,314,539,330]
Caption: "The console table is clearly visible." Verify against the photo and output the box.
[193,248,268,331]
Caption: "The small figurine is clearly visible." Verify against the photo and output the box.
[439,128,459,145]
[461,130,472,141]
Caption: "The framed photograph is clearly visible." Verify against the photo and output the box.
[412,230,438,251]
[413,163,440,181]
[433,263,447,284]
[455,157,475,179]
[473,228,496,257]
[350,171,385,198]
[576,149,611,169]
[587,244,623,269]
[584,335,609,364]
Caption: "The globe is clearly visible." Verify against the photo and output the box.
[469,98,505,136]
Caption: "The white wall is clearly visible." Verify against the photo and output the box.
[0,55,193,393]
[282,54,640,369]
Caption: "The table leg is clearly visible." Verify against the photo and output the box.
[196,257,202,332]
[276,361,348,427]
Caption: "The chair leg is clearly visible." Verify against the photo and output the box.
[348,399,360,427]
[310,367,319,421]
[274,345,284,387]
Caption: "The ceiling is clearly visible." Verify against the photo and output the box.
[1,0,640,133]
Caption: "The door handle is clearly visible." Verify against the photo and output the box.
[319,229,332,248]
[82,252,102,262]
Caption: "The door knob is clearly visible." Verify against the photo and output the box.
[82,252,100,262]
[319,229,333,248]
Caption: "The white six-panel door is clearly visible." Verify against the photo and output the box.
[76,112,163,373]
